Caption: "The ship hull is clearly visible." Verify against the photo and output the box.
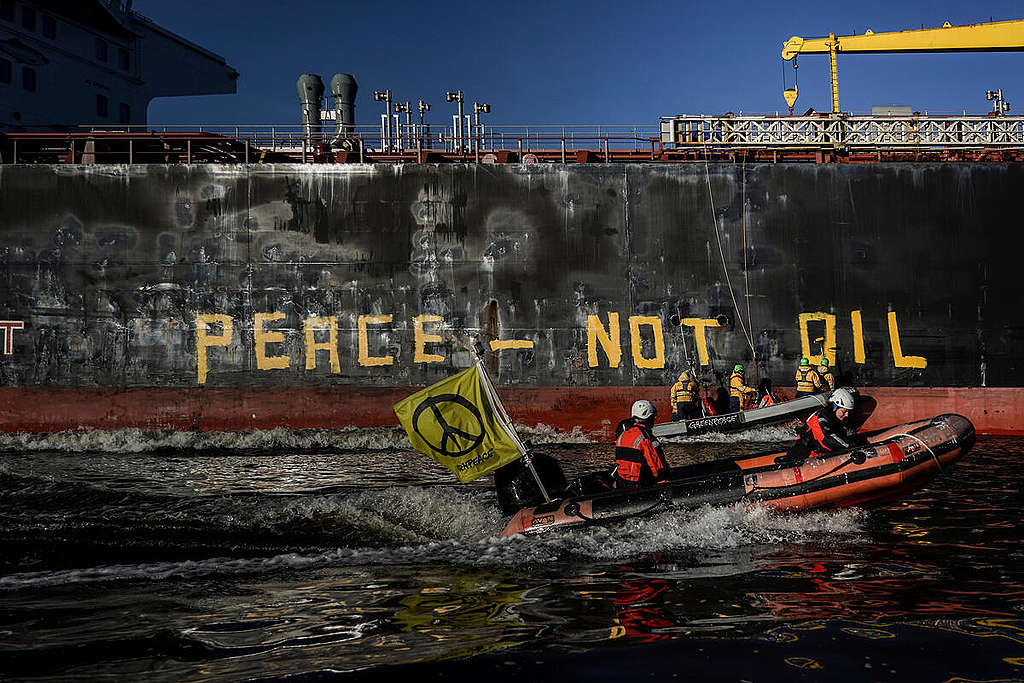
[0,163,1020,434]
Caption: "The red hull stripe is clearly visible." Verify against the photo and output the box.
[0,385,1011,434]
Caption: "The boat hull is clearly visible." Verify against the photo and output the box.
[651,393,831,438]
[499,414,975,537]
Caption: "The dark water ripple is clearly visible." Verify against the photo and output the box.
[0,434,1021,681]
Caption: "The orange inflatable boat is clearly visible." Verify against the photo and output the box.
[499,414,975,538]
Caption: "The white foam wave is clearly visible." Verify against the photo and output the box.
[0,426,411,454]
[0,421,595,454]
[514,423,595,444]
[245,486,505,543]
[549,504,867,561]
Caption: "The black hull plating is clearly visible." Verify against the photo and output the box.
[0,163,1016,392]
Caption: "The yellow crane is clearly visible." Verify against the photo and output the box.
[781,19,1024,114]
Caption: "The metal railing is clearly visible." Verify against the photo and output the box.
[9,116,1024,164]
[79,123,661,156]
[661,114,1024,149]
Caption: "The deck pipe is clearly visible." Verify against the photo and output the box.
[297,74,325,143]
[329,73,358,146]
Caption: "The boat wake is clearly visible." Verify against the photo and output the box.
[0,481,865,590]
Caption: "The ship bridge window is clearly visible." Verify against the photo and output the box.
[21,5,34,31]
[95,37,107,62]
[1,58,10,84]
[1,0,12,22]
[119,102,130,124]
[22,66,34,92]
[42,14,55,39]
[118,47,129,71]
[96,94,108,118]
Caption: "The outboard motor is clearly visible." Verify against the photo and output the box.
[297,74,325,143]
[494,452,567,516]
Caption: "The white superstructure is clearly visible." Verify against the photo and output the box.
[0,0,237,130]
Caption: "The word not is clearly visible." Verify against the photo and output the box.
[0,321,24,355]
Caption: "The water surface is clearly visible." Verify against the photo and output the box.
[0,426,1020,681]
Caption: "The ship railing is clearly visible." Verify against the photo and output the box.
[9,116,1023,164]
[0,124,661,164]
[75,123,659,151]
[661,114,1024,149]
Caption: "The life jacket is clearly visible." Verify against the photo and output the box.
[803,409,853,457]
[615,423,667,485]
[795,366,822,393]
[671,376,697,405]
[729,372,752,399]
[818,368,836,391]
[805,412,831,456]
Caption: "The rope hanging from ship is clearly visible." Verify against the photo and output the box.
[741,160,756,379]
[701,150,758,370]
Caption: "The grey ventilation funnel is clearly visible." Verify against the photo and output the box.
[329,73,358,143]
[297,74,325,141]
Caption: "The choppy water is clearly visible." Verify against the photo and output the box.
[0,425,1021,682]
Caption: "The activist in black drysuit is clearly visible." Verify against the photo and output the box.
[780,388,858,464]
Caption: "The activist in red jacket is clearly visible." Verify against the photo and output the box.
[614,400,670,489]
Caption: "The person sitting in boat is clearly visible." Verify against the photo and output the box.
[728,365,757,412]
[817,358,836,392]
[784,387,857,462]
[614,400,670,489]
[670,370,700,421]
[794,357,824,398]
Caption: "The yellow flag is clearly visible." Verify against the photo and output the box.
[394,364,524,482]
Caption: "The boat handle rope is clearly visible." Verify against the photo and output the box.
[748,454,861,491]
[889,433,943,473]
[750,432,943,493]
[564,489,672,526]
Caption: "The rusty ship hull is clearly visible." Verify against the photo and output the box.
[0,162,1019,435]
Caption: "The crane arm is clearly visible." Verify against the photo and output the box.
[779,19,1024,114]
[782,19,1024,60]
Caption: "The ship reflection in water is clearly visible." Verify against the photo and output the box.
[0,433,1020,681]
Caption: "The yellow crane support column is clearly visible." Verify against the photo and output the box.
[827,33,839,114]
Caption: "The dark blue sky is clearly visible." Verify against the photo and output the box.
[142,0,1024,127]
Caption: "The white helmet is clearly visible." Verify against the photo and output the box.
[631,399,657,421]
[831,388,855,410]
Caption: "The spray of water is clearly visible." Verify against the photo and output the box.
[0,422,595,454]
[0,482,865,590]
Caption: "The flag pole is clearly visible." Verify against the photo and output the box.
[471,346,552,504]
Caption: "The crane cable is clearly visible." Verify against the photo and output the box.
[702,151,757,363]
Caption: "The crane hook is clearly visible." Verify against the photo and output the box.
[783,59,799,114]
